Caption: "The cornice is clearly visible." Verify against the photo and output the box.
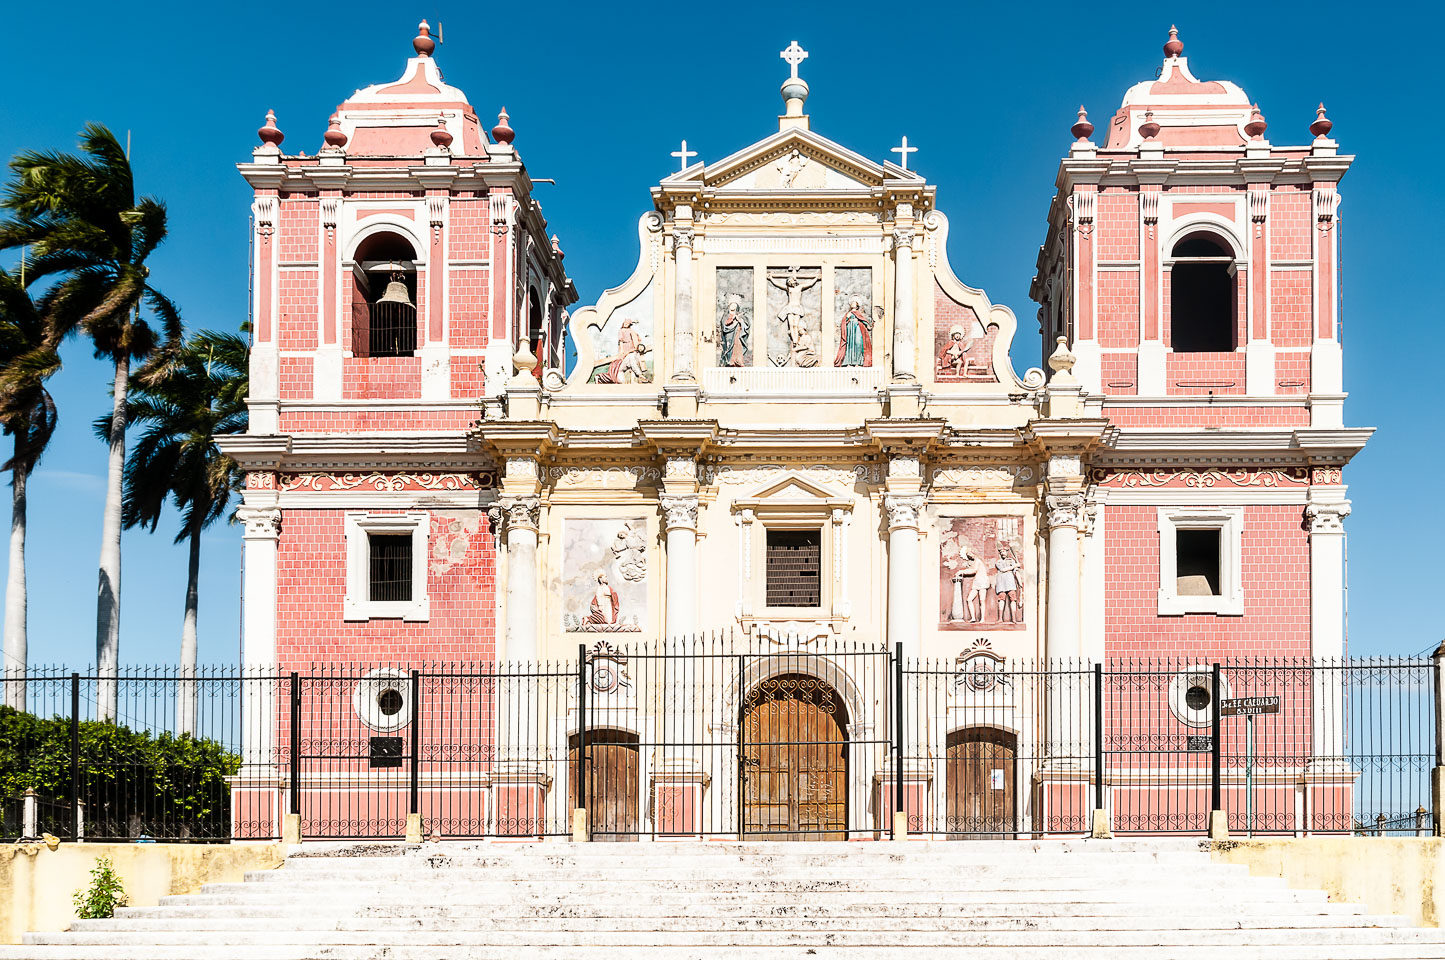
[473,421,560,459]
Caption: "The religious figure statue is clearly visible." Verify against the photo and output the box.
[993,542,1024,624]
[611,522,648,582]
[834,295,874,367]
[588,573,620,625]
[962,550,991,623]
[594,318,651,384]
[938,324,975,378]
[718,295,750,367]
[776,149,808,186]
[767,267,821,368]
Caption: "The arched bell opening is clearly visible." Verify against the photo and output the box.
[1168,231,1236,354]
[353,232,419,358]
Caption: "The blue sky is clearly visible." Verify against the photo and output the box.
[0,1,1437,666]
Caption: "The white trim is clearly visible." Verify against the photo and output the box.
[1097,488,1305,506]
[279,491,489,510]
[344,512,430,621]
[352,668,414,733]
[1156,506,1244,616]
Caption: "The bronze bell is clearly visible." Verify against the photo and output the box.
[377,274,413,307]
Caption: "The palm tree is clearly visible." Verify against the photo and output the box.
[115,330,247,734]
[1,124,182,719]
[0,264,61,711]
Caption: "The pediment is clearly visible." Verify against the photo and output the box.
[662,128,920,194]
[733,471,855,510]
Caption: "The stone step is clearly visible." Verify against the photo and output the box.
[121,901,1373,920]
[286,839,1208,858]
[26,928,1445,948]
[74,914,1414,933]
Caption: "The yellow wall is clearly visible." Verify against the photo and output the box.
[0,841,285,944]
[1211,837,1445,927]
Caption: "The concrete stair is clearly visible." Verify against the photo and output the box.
[5,839,1445,959]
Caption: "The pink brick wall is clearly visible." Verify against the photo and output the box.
[275,508,498,667]
[1270,271,1314,348]
[1103,503,1311,659]
[1096,272,1140,349]
[1269,190,1314,262]
[1096,190,1138,261]
[277,410,477,433]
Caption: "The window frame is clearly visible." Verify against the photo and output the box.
[344,512,430,622]
[1156,505,1244,616]
[763,525,826,611]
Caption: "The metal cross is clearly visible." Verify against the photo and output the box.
[670,139,698,172]
[780,41,808,80]
[891,135,918,171]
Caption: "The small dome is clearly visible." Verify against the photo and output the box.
[781,78,809,103]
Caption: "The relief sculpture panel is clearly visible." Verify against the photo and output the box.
[715,267,754,367]
[562,518,649,632]
[832,266,875,367]
[939,517,1027,631]
[588,281,654,384]
[765,266,822,368]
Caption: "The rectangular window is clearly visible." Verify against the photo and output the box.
[1175,528,1221,596]
[368,534,413,602]
[765,529,821,608]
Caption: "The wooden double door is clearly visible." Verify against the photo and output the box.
[946,727,1017,838]
[741,673,848,840]
[568,729,640,841]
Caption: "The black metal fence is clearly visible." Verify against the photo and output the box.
[0,648,1434,842]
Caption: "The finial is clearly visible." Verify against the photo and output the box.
[1138,110,1161,141]
[891,135,918,171]
[1164,25,1183,58]
[491,107,514,145]
[512,339,538,377]
[670,139,698,172]
[1310,103,1333,139]
[1048,336,1078,379]
[779,40,810,121]
[430,117,453,149]
[1071,106,1094,142]
[323,113,348,149]
[414,20,436,57]
[551,234,565,260]
[1245,103,1268,140]
[258,110,284,146]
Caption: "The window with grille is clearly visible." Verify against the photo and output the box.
[368,534,413,603]
[765,529,822,608]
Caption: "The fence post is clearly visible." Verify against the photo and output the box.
[893,642,905,841]
[1091,663,1111,839]
[69,672,80,840]
[573,643,588,842]
[1433,642,1445,836]
[22,788,36,840]
[284,672,301,845]
[1209,663,1227,840]
[405,669,422,844]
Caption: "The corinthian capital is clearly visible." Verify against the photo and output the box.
[499,496,541,533]
[883,493,926,531]
[238,506,282,541]
[1045,493,1086,531]
[1305,500,1351,535]
[660,494,700,531]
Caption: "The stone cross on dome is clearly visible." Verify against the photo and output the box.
[671,139,698,172]
[780,41,808,80]
[891,136,918,171]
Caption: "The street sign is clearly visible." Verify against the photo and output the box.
[1220,696,1280,717]
[1186,735,1213,752]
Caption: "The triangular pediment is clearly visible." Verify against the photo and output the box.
[733,471,855,510]
[661,127,921,194]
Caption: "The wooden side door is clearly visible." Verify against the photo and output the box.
[742,674,847,840]
[568,730,640,841]
[946,727,1017,838]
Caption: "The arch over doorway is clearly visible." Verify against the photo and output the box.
[740,672,848,840]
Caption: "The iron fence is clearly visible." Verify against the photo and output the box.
[0,650,1434,841]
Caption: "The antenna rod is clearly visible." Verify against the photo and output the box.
[437,21,443,43]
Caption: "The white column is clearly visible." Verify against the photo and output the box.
[1306,496,1350,761]
[238,501,281,772]
[884,494,925,655]
[671,219,696,382]
[891,218,916,381]
[661,495,700,641]
[501,497,541,663]
[1045,492,1086,761]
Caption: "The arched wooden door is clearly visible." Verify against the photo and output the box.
[568,729,640,841]
[741,673,848,840]
[946,727,1017,838]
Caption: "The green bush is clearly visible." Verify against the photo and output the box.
[73,856,129,919]
[0,705,241,839]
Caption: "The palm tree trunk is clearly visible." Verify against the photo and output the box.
[96,353,128,721]
[177,511,202,736]
[4,442,28,712]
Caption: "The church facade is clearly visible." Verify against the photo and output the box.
[223,25,1368,839]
